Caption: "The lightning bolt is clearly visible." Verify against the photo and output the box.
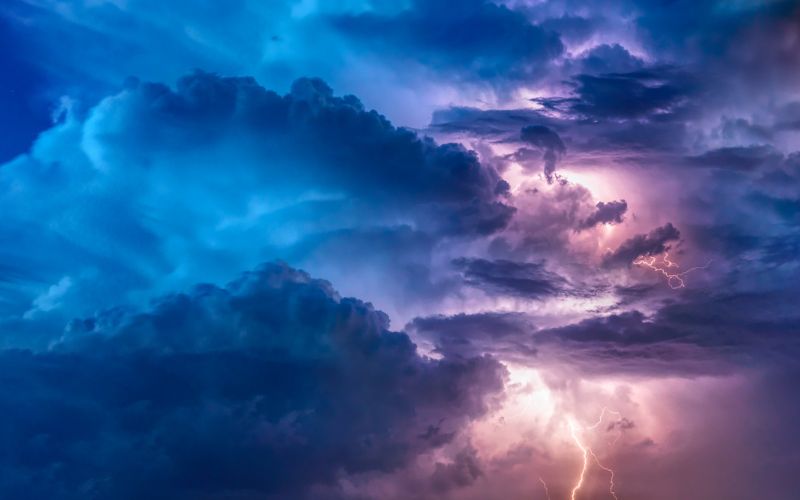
[539,476,552,500]
[633,252,712,289]
[588,449,618,500]
[568,419,591,500]
[569,408,621,500]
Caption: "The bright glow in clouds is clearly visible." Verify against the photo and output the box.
[469,365,652,499]
[1,1,799,498]
[466,366,744,499]
[556,169,621,202]
[634,253,713,289]
[566,408,620,500]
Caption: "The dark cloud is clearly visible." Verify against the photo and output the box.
[408,311,537,360]
[578,199,628,230]
[538,310,673,345]
[0,71,517,342]
[431,103,689,164]
[602,223,680,268]
[534,68,697,121]
[571,69,694,120]
[410,287,800,376]
[635,0,800,89]
[578,44,645,74]
[520,125,566,183]
[2,1,800,497]
[97,72,510,231]
[685,145,782,170]
[534,289,800,375]
[332,0,564,84]
[0,263,505,499]
[429,107,554,141]
[611,283,661,308]
[452,257,568,299]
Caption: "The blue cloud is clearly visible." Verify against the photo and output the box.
[0,262,505,499]
[0,72,512,346]
[332,0,563,83]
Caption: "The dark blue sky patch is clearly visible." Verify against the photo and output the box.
[0,17,52,163]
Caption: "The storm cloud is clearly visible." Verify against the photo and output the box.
[3,0,800,498]
[602,223,681,268]
[0,263,505,499]
[452,257,569,299]
[578,199,628,230]
[520,125,566,183]
[0,71,514,346]
[332,0,564,84]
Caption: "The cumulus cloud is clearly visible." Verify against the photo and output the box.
[83,73,508,219]
[0,262,505,499]
[3,2,800,497]
[0,71,513,343]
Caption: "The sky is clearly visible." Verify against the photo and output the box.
[1,1,799,499]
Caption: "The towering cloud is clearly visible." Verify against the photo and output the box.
[83,72,509,227]
[2,0,800,498]
[0,72,514,345]
[0,263,505,499]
